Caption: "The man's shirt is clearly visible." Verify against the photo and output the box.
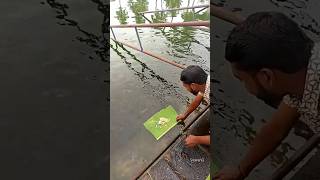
[283,43,320,133]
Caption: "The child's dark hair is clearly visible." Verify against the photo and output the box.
[180,65,208,84]
[225,11,314,73]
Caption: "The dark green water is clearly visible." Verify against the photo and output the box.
[0,0,108,179]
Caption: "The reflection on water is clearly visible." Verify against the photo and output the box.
[116,7,129,24]
[152,11,168,23]
[165,0,181,20]
[44,0,109,63]
[115,0,209,24]
[128,0,149,23]
[181,10,209,21]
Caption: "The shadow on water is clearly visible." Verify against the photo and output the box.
[43,0,109,63]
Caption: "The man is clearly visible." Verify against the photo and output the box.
[177,65,210,147]
[215,12,320,179]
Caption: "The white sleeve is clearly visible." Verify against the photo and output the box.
[282,94,300,108]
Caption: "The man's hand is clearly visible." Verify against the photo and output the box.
[184,135,199,148]
[177,94,203,122]
[176,114,187,122]
[214,166,244,180]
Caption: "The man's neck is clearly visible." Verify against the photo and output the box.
[282,68,307,97]
[199,84,206,93]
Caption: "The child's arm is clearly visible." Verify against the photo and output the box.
[176,93,203,121]
[185,135,210,148]
[215,102,299,180]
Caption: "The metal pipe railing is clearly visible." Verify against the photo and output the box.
[111,38,186,69]
[210,3,245,25]
[139,4,209,14]
[110,21,209,28]
[110,27,117,41]
[195,6,208,14]
[271,133,320,180]
[134,27,143,51]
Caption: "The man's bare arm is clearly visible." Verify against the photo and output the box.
[215,102,299,180]
[239,102,299,177]
[183,94,203,117]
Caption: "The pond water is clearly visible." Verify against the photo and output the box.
[110,0,209,179]
[213,0,320,179]
[0,0,107,179]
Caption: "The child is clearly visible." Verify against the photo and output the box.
[215,12,320,180]
[176,65,210,147]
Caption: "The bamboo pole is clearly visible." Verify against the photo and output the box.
[210,4,245,25]
[110,21,209,28]
[271,133,320,180]
[139,4,209,14]
[111,38,186,69]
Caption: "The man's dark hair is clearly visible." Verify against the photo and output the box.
[225,11,314,73]
[180,65,208,84]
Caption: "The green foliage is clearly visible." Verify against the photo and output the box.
[115,7,129,24]
[128,0,149,24]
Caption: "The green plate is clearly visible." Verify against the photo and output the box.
[143,105,178,140]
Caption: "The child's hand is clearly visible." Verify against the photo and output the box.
[184,135,199,148]
[176,114,187,122]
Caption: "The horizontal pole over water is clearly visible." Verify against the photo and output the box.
[139,4,209,14]
[210,3,245,25]
[271,133,320,179]
[111,38,186,69]
[110,21,209,28]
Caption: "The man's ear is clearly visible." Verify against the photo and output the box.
[256,68,275,89]
[190,83,197,89]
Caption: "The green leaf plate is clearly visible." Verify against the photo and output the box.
[143,105,178,140]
